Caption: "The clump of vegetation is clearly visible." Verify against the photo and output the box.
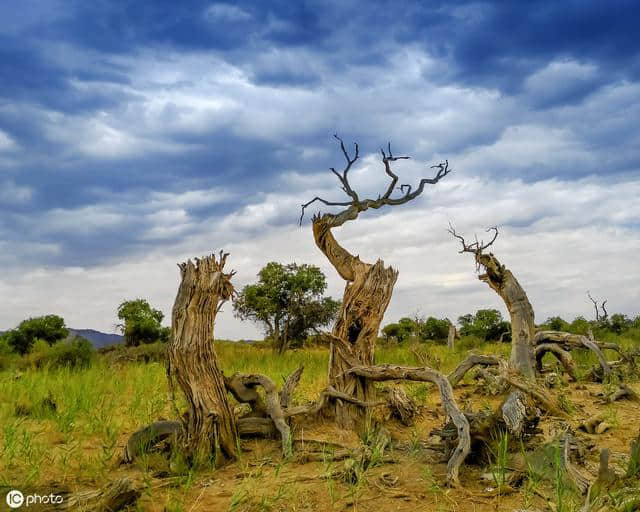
[1,314,68,355]
[22,336,95,369]
[381,315,452,343]
[117,299,169,346]
[233,261,340,353]
[458,308,511,341]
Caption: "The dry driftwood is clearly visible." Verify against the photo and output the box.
[534,343,578,381]
[384,386,417,426]
[534,331,612,377]
[301,136,450,428]
[123,420,182,463]
[225,373,292,456]
[280,365,304,409]
[448,353,501,386]
[167,252,237,465]
[342,364,470,485]
[59,478,140,511]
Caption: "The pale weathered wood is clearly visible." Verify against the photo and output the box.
[534,343,578,381]
[447,323,456,350]
[448,353,501,386]
[227,373,292,456]
[534,331,611,377]
[123,420,182,463]
[60,478,140,511]
[343,364,470,485]
[449,227,536,377]
[167,252,237,465]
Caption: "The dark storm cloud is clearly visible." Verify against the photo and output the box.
[0,0,639,275]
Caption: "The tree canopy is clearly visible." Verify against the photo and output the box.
[117,299,168,346]
[457,309,511,341]
[233,262,339,352]
[381,316,451,343]
[2,314,69,355]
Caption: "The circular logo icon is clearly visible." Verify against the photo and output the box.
[6,490,24,508]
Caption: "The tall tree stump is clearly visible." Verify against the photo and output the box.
[167,252,237,466]
[314,218,398,428]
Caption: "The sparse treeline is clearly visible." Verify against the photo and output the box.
[380,310,640,345]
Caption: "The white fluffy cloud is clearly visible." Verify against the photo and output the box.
[2,172,638,336]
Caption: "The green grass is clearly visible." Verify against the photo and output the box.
[0,335,637,493]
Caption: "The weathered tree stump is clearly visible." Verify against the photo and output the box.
[167,252,237,466]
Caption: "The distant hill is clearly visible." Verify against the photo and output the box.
[68,329,123,348]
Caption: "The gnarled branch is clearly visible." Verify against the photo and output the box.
[300,135,451,225]
[342,364,470,485]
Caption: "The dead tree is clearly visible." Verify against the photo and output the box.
[300,136,451,428]
[587,291,608,322]
[449,226,537,377]
[167,252,238,466]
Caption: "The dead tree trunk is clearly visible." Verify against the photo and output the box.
[447,323,456,350]
[301,136,451,428]
[449,227,536,378]
[313,218,398,427]
[167,252,237,466]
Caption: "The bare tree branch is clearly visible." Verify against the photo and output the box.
[299,135,452,225]
[587,291,601,322]
[448,224,499,255]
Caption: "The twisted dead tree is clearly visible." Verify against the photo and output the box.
[300,135,452,428]
[588,291,608,323]
[166,252,238,466]
[448,226,537,377]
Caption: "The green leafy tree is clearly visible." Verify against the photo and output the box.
[544,316,570,331]
[568,316,590,335]
[117,299,167,347]
[609,313,631,334]
[417,316,451,342]
[233,262,340,353]
[381,317,417,343]
[3,314,68,355]
[458,309,510,341]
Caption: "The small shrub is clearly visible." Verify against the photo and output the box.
[47,337,95,369]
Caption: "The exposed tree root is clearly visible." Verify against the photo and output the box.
[123,421,182,464]
[285,385,382,419]
[223,372,292,457]
[341,364,470,485]
[448,353,501,386]
[59,477,140,511]
[534,331,612,378]
[535,343,578,381]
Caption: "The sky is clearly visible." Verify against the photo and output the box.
[1,0,639,338]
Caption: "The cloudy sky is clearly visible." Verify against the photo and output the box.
[1,1,639,338]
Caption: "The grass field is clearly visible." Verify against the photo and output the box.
[1,338,638,511]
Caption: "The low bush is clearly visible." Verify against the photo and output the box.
[20,337,95,369]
